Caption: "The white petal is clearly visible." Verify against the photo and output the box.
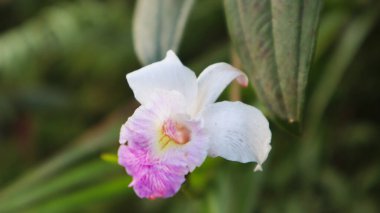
[127,50,197,107]
[202,101,271,168]
[120,89,188,148]
[192,63,248,115]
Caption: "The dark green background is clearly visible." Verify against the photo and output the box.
[0,0,379,212]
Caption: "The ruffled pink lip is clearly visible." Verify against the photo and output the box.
[118,145,187,199]
[117,88,210,199]
[162,119,191,145]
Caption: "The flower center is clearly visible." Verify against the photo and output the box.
[159,119,191,149]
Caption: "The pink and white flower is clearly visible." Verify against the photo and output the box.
[118,50,271,199]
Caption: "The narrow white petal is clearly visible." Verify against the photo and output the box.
[127,50,197,107]
[203,101,271,169]
[193,63,248,115]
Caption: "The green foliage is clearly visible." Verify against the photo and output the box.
[307,6,380,133]
[133,0,195,65]
[0,0,380,212]
[224,0,321,125]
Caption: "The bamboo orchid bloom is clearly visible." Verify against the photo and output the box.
[118,50,271,199]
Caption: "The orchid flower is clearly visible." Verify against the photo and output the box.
[118,50,271,199]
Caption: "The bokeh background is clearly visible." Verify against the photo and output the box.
[0,0,379,212]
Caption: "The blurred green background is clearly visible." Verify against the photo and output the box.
[0,0,379,212]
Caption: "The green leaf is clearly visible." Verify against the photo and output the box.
[101,153,119,164]
[133,0,195,65]
[29,177,131,213]
[306,6,380,135]
[0,1,132,78]
[0,160,119,212]
[224,0,321,123]
[0,107,130,201]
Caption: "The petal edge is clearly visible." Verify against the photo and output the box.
[192,63,248,115]
[127,50,197,108]
[202,101,271,168]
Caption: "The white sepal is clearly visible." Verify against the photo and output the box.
[127,50,197,109]
[203,101,271,169]
[193,63,248,115]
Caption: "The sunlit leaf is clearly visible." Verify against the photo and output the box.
[224,0,321,124]
[133,0,195,65]
[101,153,119,164]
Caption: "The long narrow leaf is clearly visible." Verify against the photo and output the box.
[0,104,136,200]
[306,6,380,134]
[133,0,195,65]
[224,0,321,123]
[0,161,120,212]
[29,177,131,213]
